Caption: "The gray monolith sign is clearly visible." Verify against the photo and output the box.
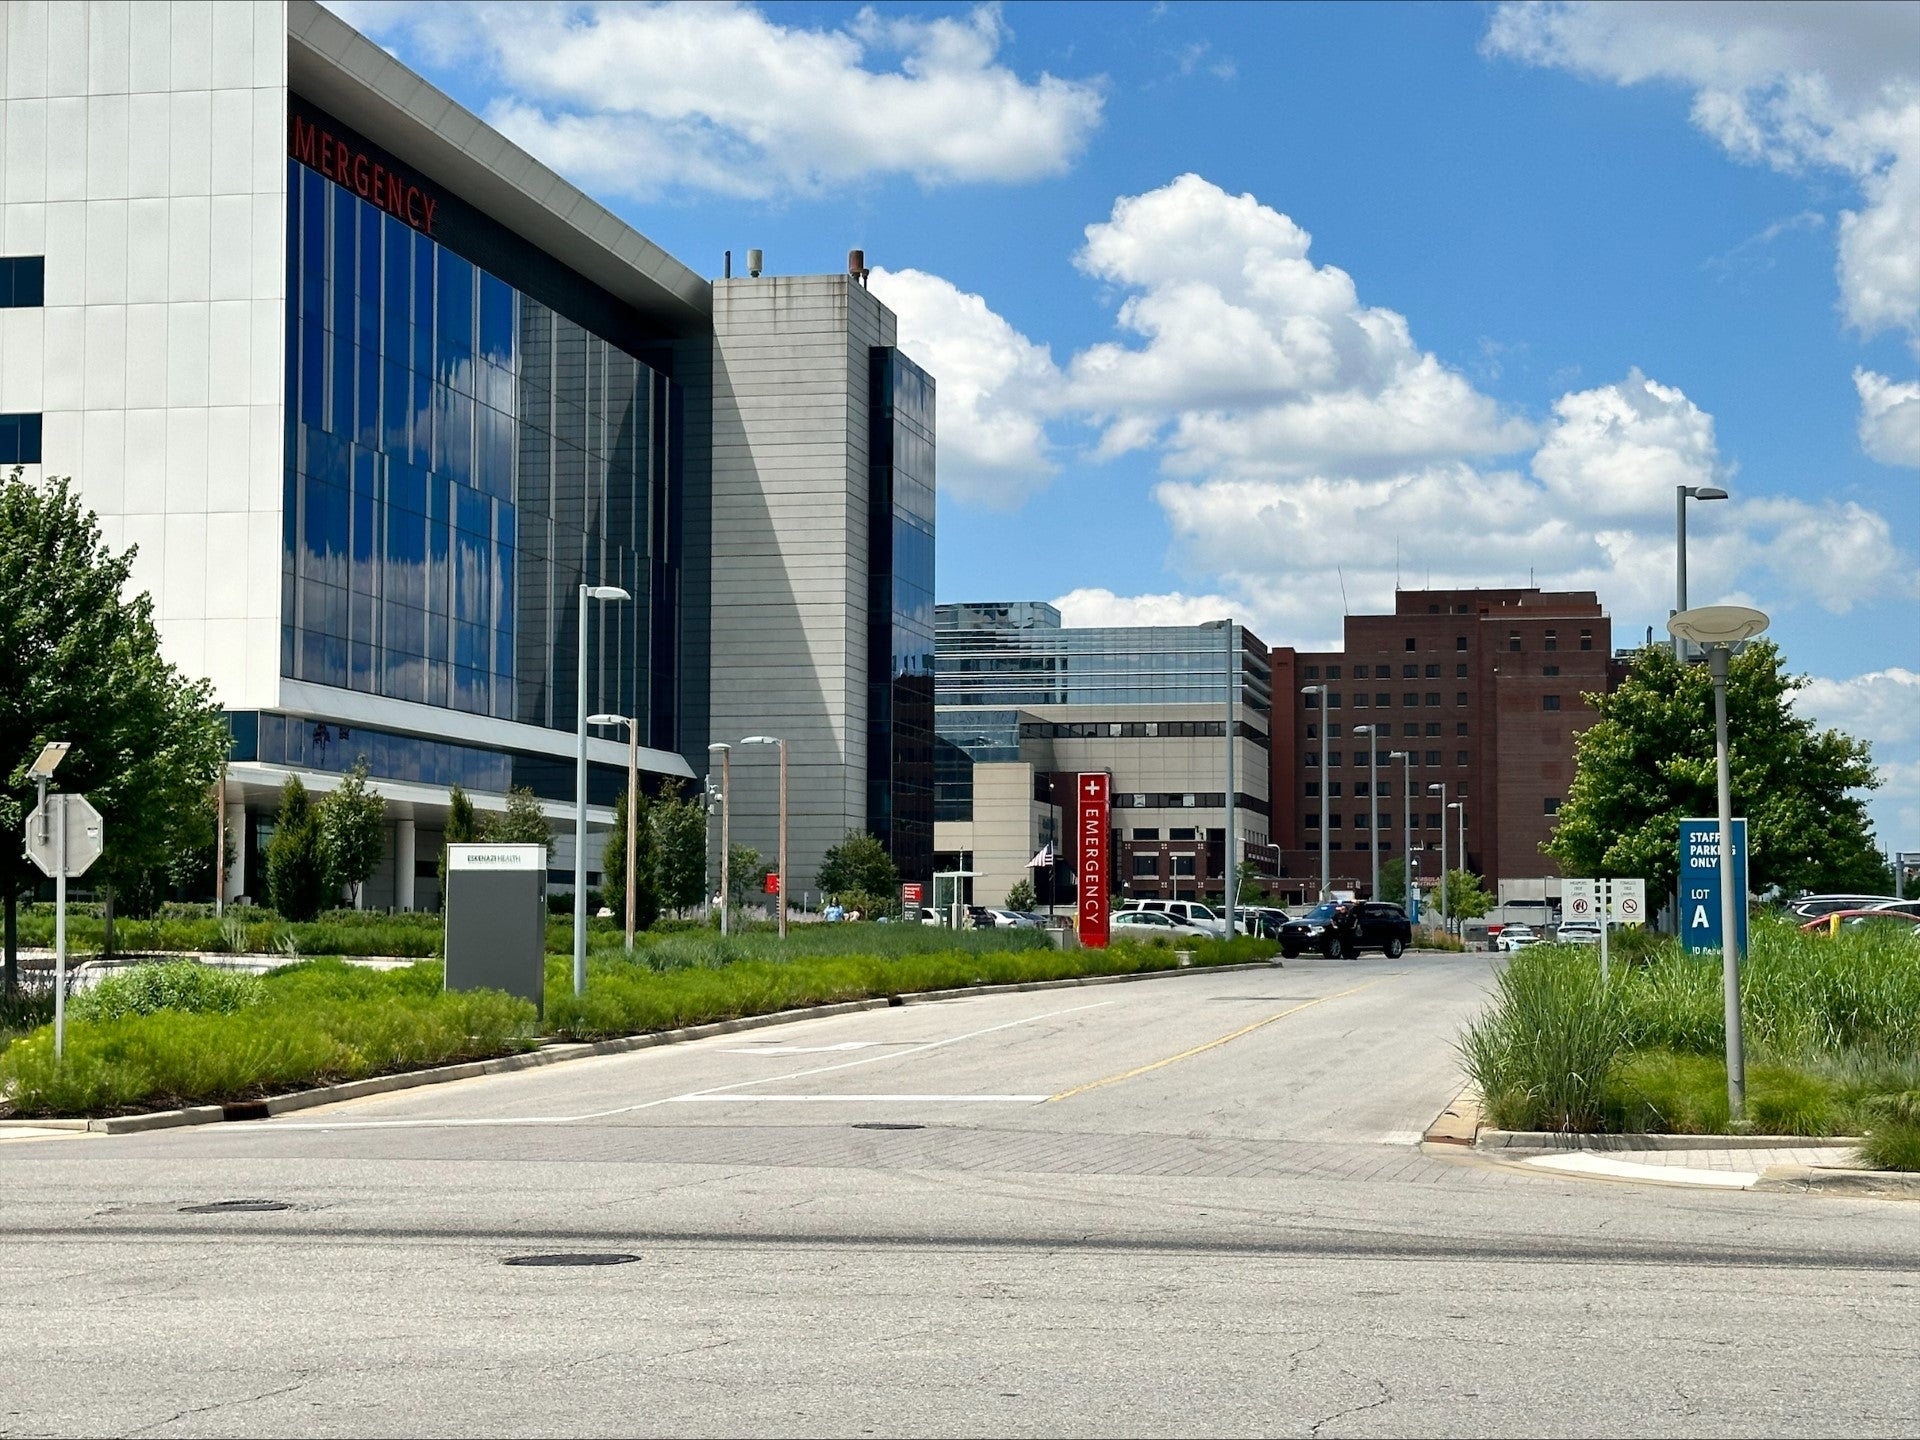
[444,844,548,1017]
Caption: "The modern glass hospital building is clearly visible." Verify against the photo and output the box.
[0,0,935,904]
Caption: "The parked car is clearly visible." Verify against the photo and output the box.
[1122,899,1228,936]
[985,907,1039,928]
[1277,901,1412,959]
[1786,894,1901,922]
[1797,909,1920,938]
[1492,923,1540,953]
[1230,905,1290,939]
[1111,909,1217,940]
[1865,900,1920,920]
[1553,923,1603,947]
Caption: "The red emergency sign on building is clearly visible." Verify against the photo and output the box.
[1077,772,1110,948]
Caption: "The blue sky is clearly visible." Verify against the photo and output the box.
[332,0,1918,850]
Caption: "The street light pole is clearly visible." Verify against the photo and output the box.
[1222,620,1237,936]
[1449,800,1467,931]
[742,736,788,939]
[1668,603,1770,1124]
[1674,484,1729,662]
[574,584,631,997]
[1428,782,1447,931]
[588,714,639,951]
[1389,752,1410,919]
[1354,724,1380,899]
[1301,685,1329,900]
[707,743,732,935]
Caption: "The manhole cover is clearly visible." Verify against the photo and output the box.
[502,1253,641,1267]
[179,1200,292,1214]
[851,1122,926,1131]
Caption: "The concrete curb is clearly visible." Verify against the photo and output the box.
[1476,1129,1861,1152]
[65,959,1282,1135]
[1423,1089,1482,1146]
[1754,1166,1920,1198]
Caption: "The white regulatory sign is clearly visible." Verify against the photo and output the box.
[1610,877,1647,924]
[1563,878,1598,924]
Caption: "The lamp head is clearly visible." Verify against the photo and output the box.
[586,713,629,728]
[1300,684,1323,696]
[741,735,782,746]
[1427,782,1444,794]
[707,742,731,753]
[1666,604,1768,647]
[1352,723,1373,735]
[584,584,631,602]
[1685,485,1730,502]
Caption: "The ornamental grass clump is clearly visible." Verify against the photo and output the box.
[71,961,265,1023]
[1458,945,1624,1132]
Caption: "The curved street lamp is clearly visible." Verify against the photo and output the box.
[573,583,630,997]
[741,736,788,940]
[1674,484,1729,661]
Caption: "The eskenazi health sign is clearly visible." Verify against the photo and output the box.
[1678,817,1749,956]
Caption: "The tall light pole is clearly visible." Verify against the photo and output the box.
[1449,800,1467,929]
[1428,782,1448,931]
[1301,685,1330,901]
[742,736,788,939]
[574,583,630,997]
[1668,604,1769,1123]
[1222,620,1237,935]
[707,742,732,936]
[1353,723,1380,899]
[1674,484,1729,661]
[1389,752,1411,919]
[588,713,638,951]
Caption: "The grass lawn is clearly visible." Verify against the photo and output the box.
[1459,917,1920,1169]
[0,926,1276,1118]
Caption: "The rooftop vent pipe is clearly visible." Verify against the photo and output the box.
[747,249,763,278]
[849,249,869,287]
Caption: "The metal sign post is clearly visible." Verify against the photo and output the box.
[25,789,104,1061]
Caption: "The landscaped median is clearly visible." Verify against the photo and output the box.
[0,927,1277,1120]
[1458,917,1920,1172]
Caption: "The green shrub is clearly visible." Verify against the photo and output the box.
[0,959,536,1117]
[71,962,265,1023]
[1859,1093,1920,1172]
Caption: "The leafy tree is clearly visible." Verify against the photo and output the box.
[1441,868,1493,921]
[0,471,230,990]
[439,782,478,890]
[599,787,659,932]
[1378,856,1407,906]
[318,758,386,908]
[816,830,900,899]
[482,785,553,848]
[1545,642,1886,904]
[652,790,709,912]
[265,776,327,922]
[727,843,764,905]
[1005,878,1038,912]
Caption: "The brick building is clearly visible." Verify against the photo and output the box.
[1278,588,1614,901]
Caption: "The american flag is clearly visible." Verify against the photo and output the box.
[1027,844,1054,869]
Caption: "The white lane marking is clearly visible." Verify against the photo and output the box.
[1524,1152,1759,1189]
[667,1094,1049,1104]
[713,1042,889,1055]
[0,1128,94,1143]
[1377,1130,1424,1146]
[239,999,1116,1131]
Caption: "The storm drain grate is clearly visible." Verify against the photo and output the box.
[852,1122,926,1131]
[179,1200,292,1214]
[502,1253,641,1267]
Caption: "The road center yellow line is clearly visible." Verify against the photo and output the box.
[1047,973,1402,1102]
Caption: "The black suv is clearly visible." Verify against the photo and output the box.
[1279,901,1413,959]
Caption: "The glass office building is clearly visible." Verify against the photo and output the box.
[281,106,683,767]
[866,349,937,879]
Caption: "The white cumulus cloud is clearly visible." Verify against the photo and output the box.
[1064,175,1535,475]
[325,1,1104,200]
[1050,587,1245,631]
[1854,368,1920,466]
[1484,1,1920,348]
[867,267,1064,508]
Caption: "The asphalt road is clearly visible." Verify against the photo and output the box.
[3,950,1916,1438]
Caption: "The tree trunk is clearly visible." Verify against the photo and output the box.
[4,889,16,997]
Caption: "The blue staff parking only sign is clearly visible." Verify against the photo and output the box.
[1678,817,1749,957]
